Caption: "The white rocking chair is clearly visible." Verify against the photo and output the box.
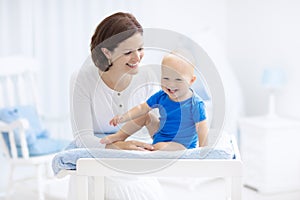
[0,56,69,200]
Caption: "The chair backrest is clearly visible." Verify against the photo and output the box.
[0,56,40,159]
[0,119,30,159]
[0,56,39,108]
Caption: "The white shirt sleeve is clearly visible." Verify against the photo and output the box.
[70,67,105,148]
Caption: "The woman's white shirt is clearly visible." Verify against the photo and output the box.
[70,59,158,148]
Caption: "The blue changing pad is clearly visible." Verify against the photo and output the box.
[52,144,234,175]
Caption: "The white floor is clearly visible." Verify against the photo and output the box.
[1,178,300,200]
[160,177,300,200]
[243,187,300,200]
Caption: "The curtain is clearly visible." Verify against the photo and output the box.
[0,0,231,138]
[0,0,144,138]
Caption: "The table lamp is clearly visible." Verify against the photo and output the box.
[262,68,286,118]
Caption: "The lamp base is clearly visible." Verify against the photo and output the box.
[267,93,277,118]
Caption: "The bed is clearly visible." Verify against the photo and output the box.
[53,134,242,200]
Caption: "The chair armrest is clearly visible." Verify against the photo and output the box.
[0,119,30,159]
[8,118,30,130]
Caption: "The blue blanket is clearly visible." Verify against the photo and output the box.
[52,145,234,175]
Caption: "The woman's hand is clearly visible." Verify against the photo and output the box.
[105,140,154,151]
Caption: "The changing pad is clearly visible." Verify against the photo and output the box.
[52,134,235,175]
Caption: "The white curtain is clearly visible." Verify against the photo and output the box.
[0,0,145,138]
[0,0,233,138]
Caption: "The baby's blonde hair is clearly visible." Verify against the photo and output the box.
[162,49,196,76]
[169,49,196,68]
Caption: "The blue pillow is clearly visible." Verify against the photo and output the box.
[0,105,49,147]
[1,132,69,157]
[0,105,70,157]
[15,105,49,138]
[19,138,70,157]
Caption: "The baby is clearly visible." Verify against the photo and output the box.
[101,51,208,150]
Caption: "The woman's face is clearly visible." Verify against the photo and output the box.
[109,33,144,75]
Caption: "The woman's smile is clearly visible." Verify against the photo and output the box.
[126,62,139,68]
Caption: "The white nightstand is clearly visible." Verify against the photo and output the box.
[239,116,300,194]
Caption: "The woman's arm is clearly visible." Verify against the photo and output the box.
[196,120,209,147]
[70,71,106,148]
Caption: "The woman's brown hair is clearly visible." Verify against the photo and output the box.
[90,12,143,71]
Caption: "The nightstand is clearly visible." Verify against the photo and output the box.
[239,116,300,194]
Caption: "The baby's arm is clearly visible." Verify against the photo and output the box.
[109,102,151,126]
[102,113,151,144]
[153,142,186,151]
[196,120,209,147]
[100,130,128,144]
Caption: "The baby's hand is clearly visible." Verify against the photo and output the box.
[109,115,123,126]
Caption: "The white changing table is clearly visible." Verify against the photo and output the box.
[59,136,243,200]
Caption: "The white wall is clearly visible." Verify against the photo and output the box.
[135,0,228,43]
[0,0,229,125]
[2,1,298,128]
[227,0,300,118]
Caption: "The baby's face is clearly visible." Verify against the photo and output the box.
[161,55,196,102]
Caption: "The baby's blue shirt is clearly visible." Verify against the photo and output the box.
[146,90,206,148]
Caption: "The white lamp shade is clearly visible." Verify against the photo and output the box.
[262,68,286,89]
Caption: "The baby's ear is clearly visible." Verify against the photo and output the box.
[190,75,197,84]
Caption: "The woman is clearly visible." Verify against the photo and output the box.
[69,12,164,200]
